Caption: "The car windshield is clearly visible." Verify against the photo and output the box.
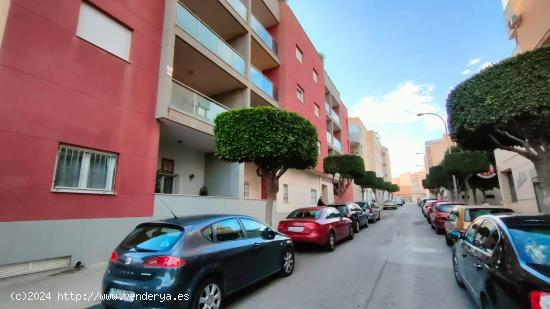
[464,208,514,222]
[287,209,321,219]
[509,226,550,272]
[119,224,183,252]
[438,204,459,213]
[356,202,369,209]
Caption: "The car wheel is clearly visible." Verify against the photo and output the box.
[325,231,336,251]
[481,294,494,309]
[353,221,360,233]
[445,233,453,246]
[431,223,435,230]
[377,213,381,221]
[348,225,355,240]
[364,219,369,228]
[192,277,223,309]
[452,251,465,289]
[280,248,294,277]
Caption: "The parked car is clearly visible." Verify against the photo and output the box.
[356,201,381,223]
[419,197,437,208]
[383,200,397,210]
[278,207,354,251]
[444,205,515,246]
[450,214,550,309]
[102,215,294,309]
[424,200,444,220]
[429,202,466,234]
[330,203,369,232]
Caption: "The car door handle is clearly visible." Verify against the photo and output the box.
[474,262,483,270]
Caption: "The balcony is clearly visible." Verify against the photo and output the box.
[170,80,228,125]
[250,65,278,101]
[176,3,246,76]
[226,0,247,21]
[333,138,342,152]
[326,131,332,144]
[325,102,331,114]
[251,14,278,55]
[331,110,340,125]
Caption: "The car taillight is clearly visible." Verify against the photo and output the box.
[530,291,550,309]
[110,251,119,263]
[302,222,320,233]
[143,256,186,268]
[278,222,286,231]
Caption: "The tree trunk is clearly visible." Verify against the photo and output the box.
[464,175,474,205]
[534,155,550,213]
[263,171,279,226]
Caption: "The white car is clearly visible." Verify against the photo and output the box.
[383,200,397,210]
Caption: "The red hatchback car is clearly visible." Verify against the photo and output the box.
[429,202,465,233]
[278,207,354,251]
[425,200,446,222]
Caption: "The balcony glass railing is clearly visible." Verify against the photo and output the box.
[176,3,246,76]
[226,0,247,21]
[331,110,340,125]
[250,65,277,100]
[326,131,333,144]
[170,80,227,125]
[251,14,278,55]
[333,138,342,151]
[325,102,331,114]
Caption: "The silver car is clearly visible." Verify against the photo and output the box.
[356,201,381,223]
[383,200,397,210]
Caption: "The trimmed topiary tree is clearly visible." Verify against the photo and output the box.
[447,47,550,211]
[324,154,365,199]
[354,170,378,201]
[442,150,490,204]
[428,165,453,199]
[214,107,318,225]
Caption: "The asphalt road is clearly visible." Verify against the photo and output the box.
[225,204,477,309]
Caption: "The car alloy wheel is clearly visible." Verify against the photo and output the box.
[452,252,465,289]
[348,225,355,240]
[445,233,453,246]
[326,232,336,251]
[197,282,222,309]
[354,221,360,233]
[281,249,294,277]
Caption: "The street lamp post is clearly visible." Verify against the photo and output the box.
[417,113,459,200]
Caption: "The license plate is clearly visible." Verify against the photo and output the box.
[288,226,304,232]
[108,288,135,302]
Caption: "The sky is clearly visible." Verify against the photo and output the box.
[287,0,515,178]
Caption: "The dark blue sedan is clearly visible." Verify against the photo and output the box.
[450,214,550,309]
[102,215,294,309]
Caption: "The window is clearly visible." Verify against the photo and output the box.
[505,171,518,202]
[296,85,304,103]
[201,226,214,241]
[313,69,318,83]
[448,209,459,223]
[243,181,250,199]
[317,141,321,155]
[295,46,303,63]
[325,208,341,219]
[314,103,320,117]
[212,219,244,242]
[310,189,317,205]
[473,219,499,253]
[76,2,132,61]
[53,145,117,193]
[283,184,289,203]
[241,218,269,238]
[120,225,183,252]
[464,220,481,244]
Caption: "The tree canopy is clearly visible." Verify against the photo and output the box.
[214,107,318,224]
[324,154,365,197]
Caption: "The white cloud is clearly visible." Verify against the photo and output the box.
[478,62,493,71]
[467,58,481,66]
[349,82,443,128]
[349,82,447,177]
[462,69,471,75]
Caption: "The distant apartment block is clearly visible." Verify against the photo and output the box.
[393,172,426,203]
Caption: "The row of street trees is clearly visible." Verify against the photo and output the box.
[423,146,496,204]
[445,47,549,211]
[214,107,400,224]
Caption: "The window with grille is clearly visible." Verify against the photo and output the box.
[283,184,289,203]
[295,46,303,63]
[297,85,304,103]
[310,189,317,204]
[53,145,117,193]
[244,181,250,198]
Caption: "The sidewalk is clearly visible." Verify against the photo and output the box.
[0,263,107,309]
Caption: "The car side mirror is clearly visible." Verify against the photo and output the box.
[262,228,276,239]
[449,230,462,240]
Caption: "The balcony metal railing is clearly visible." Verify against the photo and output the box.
[250,65,278,100]
[226,0,247,21]
[251,14,278,55]
[170,80,228,125]
[176,3,246,76]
